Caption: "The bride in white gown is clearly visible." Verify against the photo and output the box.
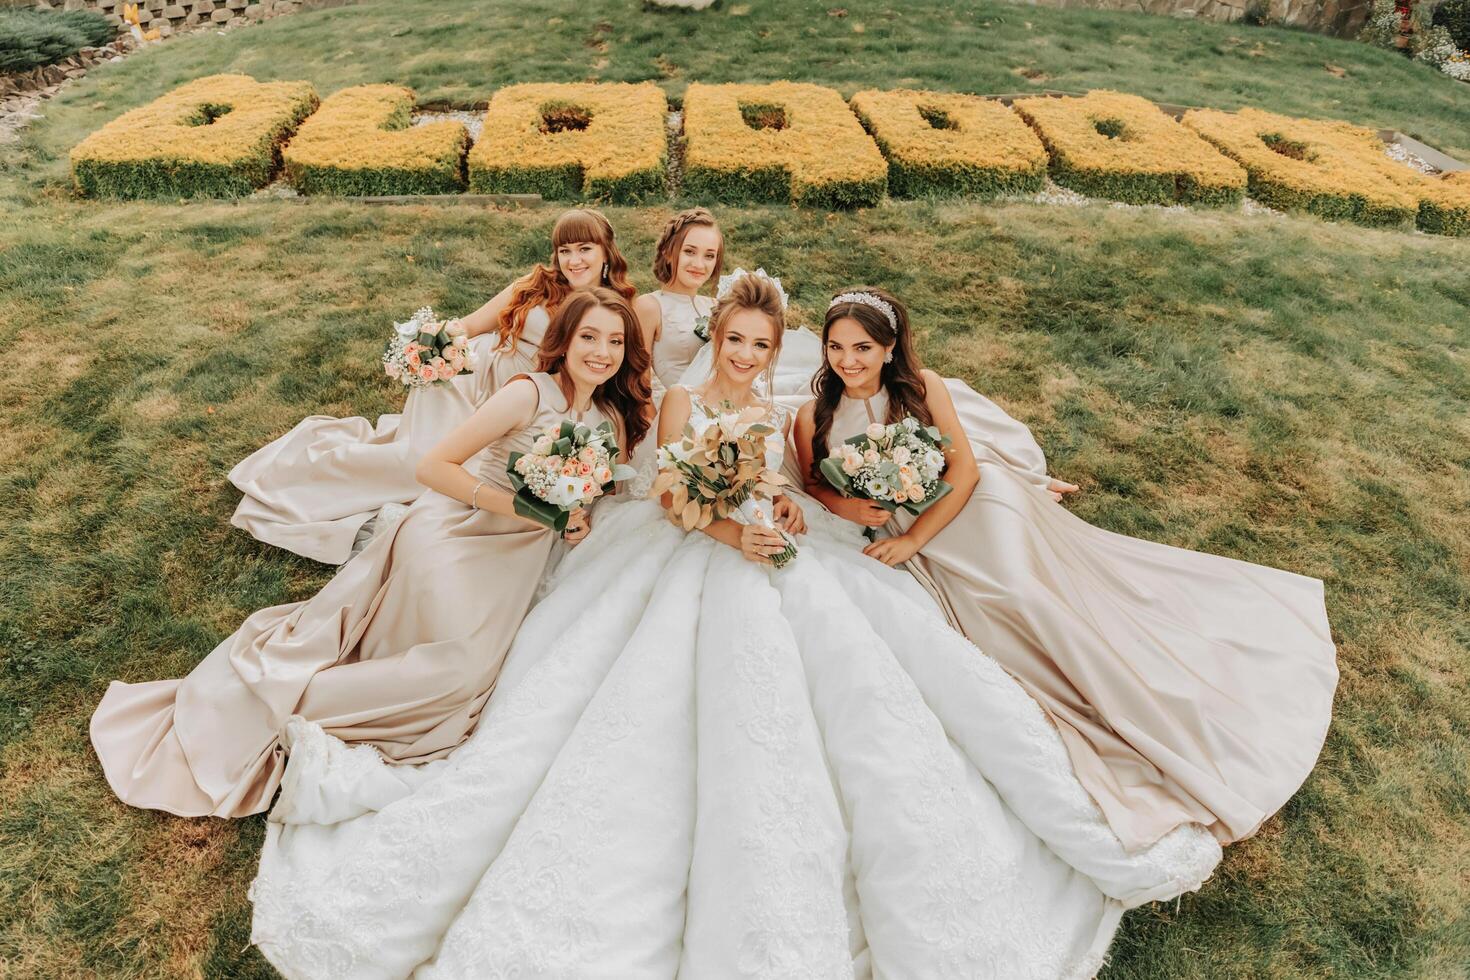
[249,272,1222,979]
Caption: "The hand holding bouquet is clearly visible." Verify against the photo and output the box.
[651,404,799,568]
[382,307,476,389]
[508,419,635,533]
[820,416,952,538]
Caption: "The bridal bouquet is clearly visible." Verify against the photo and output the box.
[651,404,798,568]
[508,419,636,532]
[382,306,476,389]
[821,416,953,536]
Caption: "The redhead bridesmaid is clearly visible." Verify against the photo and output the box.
[92,288,652,818]
[229,208,637,565]
[794,286,1337,852]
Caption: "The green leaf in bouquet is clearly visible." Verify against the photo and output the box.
[512,488,570,532]
[842,432,872,450]
[417,330,440,350]
[558,419,577,441]
[819,456,856,497]
[553,438,573,458]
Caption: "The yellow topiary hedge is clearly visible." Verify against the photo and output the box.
[1014,90,1246,207]
[281,84,469,196]
[850,88,1047,199]
[70,74,319,199]
[1411,171,1470,237]
[467,82,667,203]
[1180,107,1423,229]
[683,82,888,209]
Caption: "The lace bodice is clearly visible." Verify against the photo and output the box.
[651,290,713,388]
[476,372,610,491]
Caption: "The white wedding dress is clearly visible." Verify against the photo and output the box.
[249,394,1223,979]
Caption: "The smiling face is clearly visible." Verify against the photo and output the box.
[562,305,626,390]
[825,316,892,392]
[673,224,721,292]
[556,240,608,289]
[715,307,779,389]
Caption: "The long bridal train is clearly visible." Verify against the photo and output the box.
[250,500,1222,980]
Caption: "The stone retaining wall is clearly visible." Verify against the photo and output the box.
[31,0,319,38]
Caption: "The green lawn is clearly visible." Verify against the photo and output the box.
[2,1,1469,978]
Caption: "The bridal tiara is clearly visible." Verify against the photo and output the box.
[716,267,788,311]
[828,291,898,332]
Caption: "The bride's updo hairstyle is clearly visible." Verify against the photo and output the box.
[497,208,637,354]
[706,272,786,401]
[809,286,932,479]
[652,207,725,289]
[534,287,653,452]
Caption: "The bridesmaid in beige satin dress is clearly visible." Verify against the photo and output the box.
[91,288,652,818]
[229,209,638,565]
[794,286,1338,853]
[633,207,722,398]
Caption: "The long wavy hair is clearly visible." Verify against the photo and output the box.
[534,287,653,453]
[497,209,636,354]
[652,207,724,291]
[704,273,785,407]
[809,286,932,480]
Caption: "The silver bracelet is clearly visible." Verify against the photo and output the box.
[470,480,485,510]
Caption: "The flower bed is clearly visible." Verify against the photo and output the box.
[850,88,1047,198]
[683,81,888,209]
[466,82,667,202]
[282,85,468,196]
[1181,107,1424,229]
[1013,90,1246,207]
[70,73,318,198]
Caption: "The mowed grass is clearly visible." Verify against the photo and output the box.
[1,0,1469,977]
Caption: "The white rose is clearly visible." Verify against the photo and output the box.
[532,435,554,455]
[892,446,911,465]
[445,319,467,339]
[865,422,886,442]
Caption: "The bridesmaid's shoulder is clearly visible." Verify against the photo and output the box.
[633,291,662,318]
[918,368,945,388]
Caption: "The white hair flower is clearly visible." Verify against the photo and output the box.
[716,267,788,310]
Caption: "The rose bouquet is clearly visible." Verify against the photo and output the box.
[651,403,798,567]
[382,306,476,389]
[508,419,635,532]
[820,416,952,538]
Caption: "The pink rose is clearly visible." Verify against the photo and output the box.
[418,364,437,382]
[562,464,577,477]
[406,351,421,369]
[384,361,401,378]
[907,484,926,503]
[577,462,592,477]
[437,361,455,381]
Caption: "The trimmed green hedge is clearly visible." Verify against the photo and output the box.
[0,7,115,73]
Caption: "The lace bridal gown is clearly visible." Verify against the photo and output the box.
[248,405,1223,979]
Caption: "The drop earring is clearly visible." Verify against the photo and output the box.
[884,351,894,364]
[601,263,609,284]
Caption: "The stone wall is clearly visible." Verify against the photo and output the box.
[1013,0,1372,38]
[31,0,313,38]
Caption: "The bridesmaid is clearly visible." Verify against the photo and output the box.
[632,207,722,396]
[229,208,637,565]
[794,286,1338,852]
[91,288,652,818]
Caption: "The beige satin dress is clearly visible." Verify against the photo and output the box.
[229,306,552,565]
[92,372,602,819]
[826,388,1338,852]
[650,289,713,393]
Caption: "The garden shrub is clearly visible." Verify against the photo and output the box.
[282,84,468,196]
[682,81,888,209]
[1013,90,1246,207]
[466,82,667,202]
[850,88,1047,198]
[71,74,319,199]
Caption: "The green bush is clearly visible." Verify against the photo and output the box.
[1433,0,1470,50]
[0,8,115,74]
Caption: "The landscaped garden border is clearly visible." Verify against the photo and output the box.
[70,73,318,198]
[282,84,469,196]
[68,76,1470,237]
[467,82,667,203]
[851,88,1048,199]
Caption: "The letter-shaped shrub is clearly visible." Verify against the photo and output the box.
[1014,90,1245,207]
[1181,107,1423,229]
[683,82,888,209]
[850,89,1047,198]
[70,74,319,198]
[467,82,667,202]
[282,85,469,196]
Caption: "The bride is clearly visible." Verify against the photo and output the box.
[249,271,1223,979]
